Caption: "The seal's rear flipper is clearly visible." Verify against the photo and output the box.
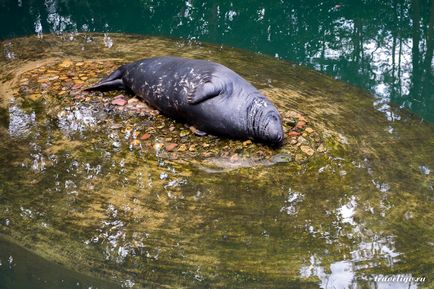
[83,65,127,92]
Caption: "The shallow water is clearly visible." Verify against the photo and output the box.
[0,34,433,288]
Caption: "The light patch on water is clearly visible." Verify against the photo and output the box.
[257,8,265,21]
[301,256,356,289]
[337,196,357,225]
[419,165,430,175]
[120,279,135,288]
[34,14,43,38]
[57,106,98,135]
[225,10,237,21]
[104,33,113,48]
[351,235,401,268]
[280,188,304,215]
[8,103,35,138]
[3,42,16,60]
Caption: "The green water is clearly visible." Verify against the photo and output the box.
[0,0,433,122]
[0,34,432,288]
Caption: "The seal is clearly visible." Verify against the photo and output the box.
[85,56,284,147]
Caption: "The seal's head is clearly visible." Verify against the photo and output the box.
[261,111,284,147]
[247,95,284,147]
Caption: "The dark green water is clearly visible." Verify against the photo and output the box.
[0,0,433,122]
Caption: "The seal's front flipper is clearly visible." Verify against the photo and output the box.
[188,81,222,104]
[83,65,127,92]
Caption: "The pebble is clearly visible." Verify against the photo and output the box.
[297,136,308,144]
[128,98,139,104]
[288,131,301,137]
[165,143,178,152]
[110,123,123,129]
[243,140,252,146]
[130,140,141,147]
[300,145,315,156]
[317,144,326,153]
[112,98,127,106]
[59,60,73,68]
[189,126,206,136]
[177,144,187,152]
[189,144,197,152]
[295,121,306,129]
[180,130,190,137]
[230,154,239,162]
[305,127,314,134]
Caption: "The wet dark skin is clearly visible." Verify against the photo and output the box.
[85,56,284,147]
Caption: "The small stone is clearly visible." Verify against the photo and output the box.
[180,130,190,137]
[189,144,197,152]
[130,139,141,147]
[112,141,121,148]
[243,140,252,146]
[140,133,151,140]
[295,154,305,162]
[189,126,206,136]
[295,121,306,129]
[289,138,298,145]
[317,144,326,153]
[75,62,84,66]
[297,136,308,144]
[114,94,125,99]
[29,93,41,101]
[154,143,164,152]
[230,154,239,162]
[288,131,301,137]
[305,127,314,134]
[300,145,315,156]
[177,144,187,152]
[72,83,83,90]
[59,60,73,68]
[165,143,178,152]
[128,98,139,104]
[298,116,308,123]
[202,143,210,148]
[110,123,123,129]
[112,98,127,106]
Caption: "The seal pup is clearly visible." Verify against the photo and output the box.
[85,56,284,147]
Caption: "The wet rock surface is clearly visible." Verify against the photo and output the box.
[14,58,332,169]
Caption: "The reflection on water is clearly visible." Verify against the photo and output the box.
[0,0,433,122]
[0,34,433,288]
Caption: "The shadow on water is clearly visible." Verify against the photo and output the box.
[0,236,121,289]
[0,34,433,288]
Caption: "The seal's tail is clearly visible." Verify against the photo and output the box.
[83,65,127,92]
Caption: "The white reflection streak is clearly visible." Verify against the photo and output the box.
[34,14,43,38]
[8,104,35,138]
